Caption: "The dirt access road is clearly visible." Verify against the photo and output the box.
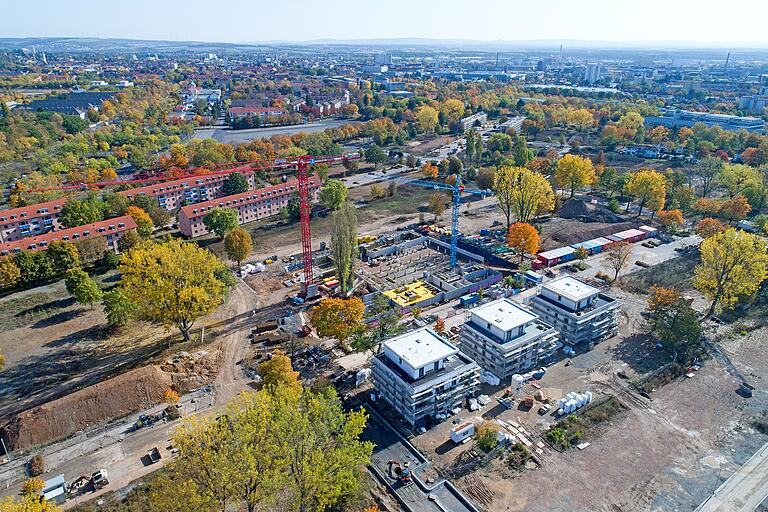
[0,279,260,506]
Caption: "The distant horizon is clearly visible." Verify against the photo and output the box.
[5,0,768,48]
[2,35,768,52]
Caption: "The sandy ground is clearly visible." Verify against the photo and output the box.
[409,274,768,512]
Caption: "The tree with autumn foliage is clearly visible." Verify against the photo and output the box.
[720,195,751,222]
[657,209,684,231]
[507,222,540,264]
[428,191,446,220]
[310,297,366,344]
[258,350,301,392]
[125,205,154,237]
[694,228,768,317]
[493,166,555,230]
[421,161,439,179]
[224,227,252,268]
[695,218,727,238]
[416,105,439,134]
[119,239,230,341]
[554,154,596,197]
[626,169,666,215]
[605,241,633,282]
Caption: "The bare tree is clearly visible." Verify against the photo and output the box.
[605,241,632,282]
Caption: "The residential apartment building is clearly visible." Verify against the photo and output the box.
[458,298,560,382]
[118,169,256,211]
[645,108,765,133]
[0,216,137,256]
[0,198,66,243]
[177,177,319,238]
[371,327,480,428]
[529,276,620,346]
[459,112,488,132]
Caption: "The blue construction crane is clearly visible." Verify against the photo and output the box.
[389,173,493,269]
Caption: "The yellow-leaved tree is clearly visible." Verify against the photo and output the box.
[224,227,252,268]
[416,105,439,134]
[626,169,666,216]
[258,350,301,392]
[310,297,365,344]
[119,239,230,341]
[694,228,768,317]
[493,166,555,230]
[554,154,596,198]
[149,384,373,512]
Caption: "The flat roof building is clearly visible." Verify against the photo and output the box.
[645,108,765,133]
[372,327,480,427]
[459,298,560,382]
[529,276,620,346]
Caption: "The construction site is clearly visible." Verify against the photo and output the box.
[355,233,502,311]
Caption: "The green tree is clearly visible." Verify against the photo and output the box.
[513,135,532,167]
[118,229,142,252]
[647,287,701,361]
[221,172,250,196]
[364,144,387,169]
[330,202,357,292]
[47,241,80,274]
[64,268,103,309]
[102,287,137,327]
[59,198,104,228]
[224,227,252,268]
[318,179,348,211]
[717,164,760,199]
[119,239,230,341]
[693,156,724,197]
[150,385,372,512]
[203,208,239,239]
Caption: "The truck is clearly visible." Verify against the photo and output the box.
[91,469,109,490]
[460,293,481,307]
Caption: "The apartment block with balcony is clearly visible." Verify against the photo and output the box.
[118,170,256,211]
[0,198,66,243]
[529,276,620,346]
[371,327,480,428]
[458,298,560,382]
[177,177,319,238]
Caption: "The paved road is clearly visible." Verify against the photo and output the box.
[695,441,768,512]
[192,119,354,144]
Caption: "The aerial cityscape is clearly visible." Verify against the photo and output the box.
[1,1,768,511]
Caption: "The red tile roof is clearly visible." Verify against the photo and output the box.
[117,168,253,198]
[0,198,66,223]
[0,216,137,255]
[179,178,318,219]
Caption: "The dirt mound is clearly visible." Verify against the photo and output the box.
[1,366,171,451]
[559,198,625,224]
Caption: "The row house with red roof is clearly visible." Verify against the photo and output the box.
[0,198,67,243]
[178,178,319,238]
[0,216,137,256]
[118,169,257,212]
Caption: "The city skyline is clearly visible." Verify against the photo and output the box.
[5,0,768,47]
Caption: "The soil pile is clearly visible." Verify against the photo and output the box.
[559,198,625,224]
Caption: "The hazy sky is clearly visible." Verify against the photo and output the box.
[5,0,768,46]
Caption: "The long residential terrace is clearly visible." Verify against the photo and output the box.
[0,198,67,243]
[178,177,320,237]
[0,216,137,256]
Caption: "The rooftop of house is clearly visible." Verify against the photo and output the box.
[0,198,66,222]
[383,327,457,371]
[543,276,599,303]
[471,298,538,332]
